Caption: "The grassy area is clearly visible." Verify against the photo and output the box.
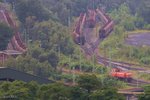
[126,30,150,35]
[98,30,150,68]
[133,71,150,82]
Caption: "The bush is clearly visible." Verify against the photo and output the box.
[144,24,150,30]
[140,57,150,65]
[0,23,13,50]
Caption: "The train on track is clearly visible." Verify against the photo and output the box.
[72,13,86,45]
[72,8,114,45]
[0,9,26,61]
[86,9,96,28]
[111,68,132,80]
[72,6,150,84]
[72,7,135,81]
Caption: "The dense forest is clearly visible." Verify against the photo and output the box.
[0,0,150,99]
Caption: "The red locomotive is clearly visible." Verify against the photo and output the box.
[111,68,132,80]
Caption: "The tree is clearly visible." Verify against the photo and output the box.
[30,20,74,55]
[47,51,59,69]
[5,55,53,77]
[89,87,125,100]
[38,83,70,100]
[110,4,136,31]
[70,86,89,100]
[15,0,50,23]
[78,74,100,93]
[0,81,31,100]
[139,85,150,100]
[0,22,13,50]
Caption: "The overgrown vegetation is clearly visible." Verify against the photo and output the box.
[0,74,125,100]
[100,4,150,66]
[0,0,150,99]
[0,22,13,50]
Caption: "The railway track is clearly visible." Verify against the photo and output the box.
[96,56,143,70]
[72,7,150,89]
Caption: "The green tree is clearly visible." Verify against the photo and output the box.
[0,22,13,50]
[0,81,31,100]
[70,86,88,100]
[5,55,53,77]
[47,51,59,69]
[38,83,70,100]
[15,0,50,23]
[89,87,125,100]
[30,20,74,55]
[78,74,100,93]
[110,4,136,31]
[139,85,150,100]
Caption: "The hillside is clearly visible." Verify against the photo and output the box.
[0,0,150,100]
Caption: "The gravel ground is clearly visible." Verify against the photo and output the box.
[125,32,150,46]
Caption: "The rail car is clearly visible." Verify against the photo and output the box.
[86,9,96,28]
[11,36,25,52]
[75,13,84,34]
[73,13,86,45]
[111,68,132,79]
[96,8,110,24]
[14,33,26,49]
[99,20,114,39]
[72,32,85,45]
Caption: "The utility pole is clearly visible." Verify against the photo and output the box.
[109,47,112,67]
[79,45,82,71]
[137,71,139,88]
[68,10,71,27]
[92,0,95,9]
[58,46,60,59]
[12,1,15,12]
[2,53,4,66]
[92,53,95,72]
[72,63,76,85]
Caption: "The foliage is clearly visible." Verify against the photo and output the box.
[0,74,125,100]
[78,74,100,93]
[5,55,54,77]
[29,20,74,55]
[110,4,137,31]
[136,0,150,24]
[140,57,150,65]
[138,85,150,100]
[0,22,13,50]
[89,87,124,100]
[100,3,150,66]
[0,81,39,100]
[15,0,50,23]
[38,83,70,100]
[0,1,149,100]
[144,24,150,30]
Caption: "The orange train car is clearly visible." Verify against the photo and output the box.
[111,72,132,79]
[110,68,132,79]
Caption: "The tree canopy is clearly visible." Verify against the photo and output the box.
[0,22,13,50]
